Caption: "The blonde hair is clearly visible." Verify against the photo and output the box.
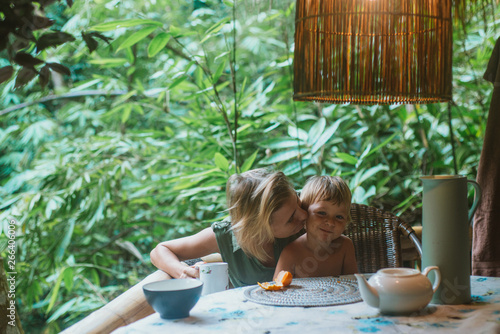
[227,168,296,262]
[300,175,352,221]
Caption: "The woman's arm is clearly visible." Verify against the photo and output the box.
[341,237,358,275]
[150,227,220,279]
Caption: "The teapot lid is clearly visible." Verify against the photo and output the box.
[377,268,420,277]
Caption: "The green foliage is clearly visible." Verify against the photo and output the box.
[0,0,498,332]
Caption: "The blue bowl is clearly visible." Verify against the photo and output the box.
[143,279,203,319]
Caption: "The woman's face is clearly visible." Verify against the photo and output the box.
[270,193,308,238]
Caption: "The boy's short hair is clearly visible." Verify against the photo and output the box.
[300,175,352,220]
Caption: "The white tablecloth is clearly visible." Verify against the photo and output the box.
[113,276,500,333]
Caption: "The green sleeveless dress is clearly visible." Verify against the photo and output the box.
[212,219,301,288]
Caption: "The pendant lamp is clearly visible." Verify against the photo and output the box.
[293,0,453,104]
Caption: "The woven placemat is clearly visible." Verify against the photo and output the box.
[243,276,362,307]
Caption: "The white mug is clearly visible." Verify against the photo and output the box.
[198,262,229,295]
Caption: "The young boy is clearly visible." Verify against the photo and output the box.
[274,175,358,278]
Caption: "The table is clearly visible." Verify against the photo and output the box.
[112,276,500,333]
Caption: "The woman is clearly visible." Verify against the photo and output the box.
[150,168,307,287]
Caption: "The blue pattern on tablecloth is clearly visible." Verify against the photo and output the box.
[208,307,225,313]
[358,326,381,332]
[221,310,245,319]
[429,321,459,328]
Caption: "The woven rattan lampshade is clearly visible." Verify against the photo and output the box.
[293,0,453,104]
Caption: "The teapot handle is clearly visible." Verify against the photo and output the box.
[422,266,441,294]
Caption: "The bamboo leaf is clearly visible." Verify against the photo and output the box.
[173,178,201,191]
[215,51,230,62]
[307,117,326,146]
[241,150,258,172]
[261,149,301,164]
[169,75,187,89]
[45,198,58,219]
[111,90,137,107]
[394,194,418,211]
[194,66,204,86]
[147,32,170,57]
[366,133,398,158]
[201,17,231,43]
[238,76,247,101]
[311,119,342,153]
[116,240,144,262]
[283,159,311,176]
[56,219,75,263]
[90,19,163,32]
[212,59,226,83]
[132,103,144,115]
[352,185,377,204]
[287,126,308,141]
[214,153,229,171]
[85,201,105,232]
[358,165,388,185]
[0,196,21,210]
[88,58,128,67]
[336,152,358,165]
[121,104,132,123]
[29,193,42,211]
[117,26,158,51]
[47,297,77,323]
[63,267,74,293]
[260,138,303,149]
[46,268,67,314]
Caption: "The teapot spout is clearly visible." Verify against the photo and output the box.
[355,274,379,308]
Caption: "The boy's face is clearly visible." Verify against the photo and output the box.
[306,201,348,243]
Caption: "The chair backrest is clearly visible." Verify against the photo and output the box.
[345,203,422,273]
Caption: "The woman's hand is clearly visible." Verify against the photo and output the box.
[178,261,204,279]
[150,227,219,279]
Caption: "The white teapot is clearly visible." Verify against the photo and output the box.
[354,267,441,315]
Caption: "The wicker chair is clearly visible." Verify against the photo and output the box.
[346,203,422,273]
